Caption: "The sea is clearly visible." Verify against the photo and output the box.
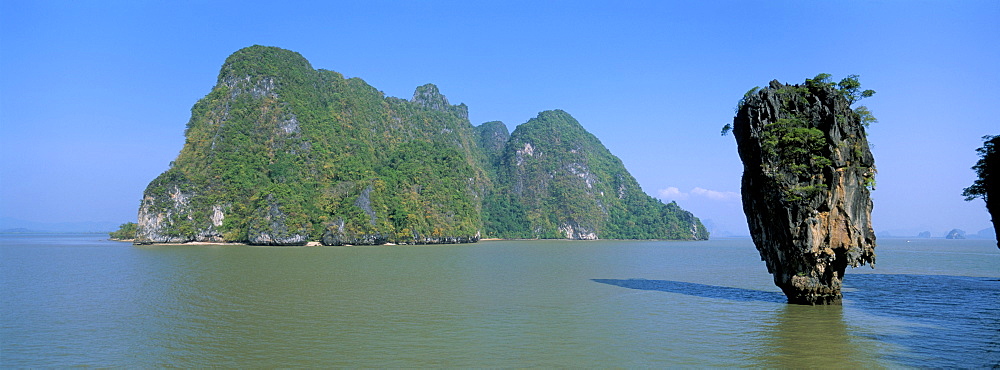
[1,233,997,367]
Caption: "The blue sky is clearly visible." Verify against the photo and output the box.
[1,0,997,236]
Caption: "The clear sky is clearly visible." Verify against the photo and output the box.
[1,0,997,236]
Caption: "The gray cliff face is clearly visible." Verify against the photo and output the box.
[412,83,469,120]
[319,185,385,246]
[558,221,598,240]
[135,173,226,244]
[135,47,486,246]
[733,80,876,305]
[246,194,309,246]
[135,184,196,244]
[135,48,301,246]
[502,112,606,239]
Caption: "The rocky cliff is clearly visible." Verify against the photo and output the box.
[135,45,708,245]
[732,77,877,305]
[492,110,708,240]
[136,46,485,245]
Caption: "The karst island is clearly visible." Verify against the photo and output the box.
[131,45,708,246]
[727,74,878,305]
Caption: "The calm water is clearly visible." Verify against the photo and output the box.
[1,234,997,367]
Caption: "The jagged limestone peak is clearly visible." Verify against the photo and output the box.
[495,109,709,240]
[411,83,450,110]
[411,83,469,119]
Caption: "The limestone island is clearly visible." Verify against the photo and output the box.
[729,74,878,305]
[131,45,708,246]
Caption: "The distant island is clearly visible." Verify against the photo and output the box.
[0,218,122,234]
[945,229,966,239]
[129,46,708,246]
[1,228,37,234]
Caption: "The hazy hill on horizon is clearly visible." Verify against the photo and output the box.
[0,217,120,233]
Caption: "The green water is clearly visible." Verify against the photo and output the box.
[1,235,997,367]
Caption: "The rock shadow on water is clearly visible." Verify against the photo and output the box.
[593,275,1000,367]
[592,278,888,366]
[591,278,787,304]
[594,275,999,367]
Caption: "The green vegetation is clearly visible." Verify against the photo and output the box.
[727,74,877,134]
[489,110,708,240]
[963,135,998,202]
[720,123,732,136]
[109,222,137,240]
[760,118,831,179]
[807,73,877,126]
[138,45,707,244]
[963,136,998,249]
[142,46,485,244]
[722,87,760,136]
[730,74,878,201]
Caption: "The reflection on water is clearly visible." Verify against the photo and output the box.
[755,305,884,368]
[592,278,885,367]
[593,274,1000,368]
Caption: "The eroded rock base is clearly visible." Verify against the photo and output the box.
[779,282,843,305]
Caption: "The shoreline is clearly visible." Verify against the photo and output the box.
[146,241,249,246]
[127,237,716,247]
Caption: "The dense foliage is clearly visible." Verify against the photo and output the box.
[963,135,999,202]
[109,222,137,240]
[963,134,999,249]
[136,45,707,244]
[730,74,878,201]
[488,110,708,240]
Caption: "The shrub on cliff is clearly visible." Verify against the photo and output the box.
[964,135,999,201]
[963,134,999,248]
